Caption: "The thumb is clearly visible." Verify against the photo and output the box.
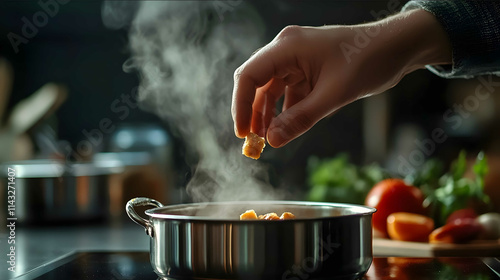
[266,78,353,148]
[266,99,322,148]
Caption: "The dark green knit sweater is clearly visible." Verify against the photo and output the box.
[403,0,500,78]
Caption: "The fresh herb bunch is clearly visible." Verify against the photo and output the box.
[406,150,492,226]
[307,154,390,204]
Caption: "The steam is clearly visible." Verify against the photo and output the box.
[103,1,284,202]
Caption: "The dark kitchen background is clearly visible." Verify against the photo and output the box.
[1,0,500,218]
[2,1,500,279]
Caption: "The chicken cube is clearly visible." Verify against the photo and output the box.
[258,213,281,220]
[242,132,266,160]
[280,212,296,220]
[240,210,258,220]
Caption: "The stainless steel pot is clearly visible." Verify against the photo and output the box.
[127,197,376,280]
[0,159,123,224]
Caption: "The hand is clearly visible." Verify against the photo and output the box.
[231,9,451,148]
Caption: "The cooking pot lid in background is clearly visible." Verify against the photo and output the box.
[0,157,127,178]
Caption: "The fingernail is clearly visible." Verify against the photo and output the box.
[234,123,241,138]
[267,126,286,148]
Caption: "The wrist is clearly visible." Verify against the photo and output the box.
[371,9,452,75]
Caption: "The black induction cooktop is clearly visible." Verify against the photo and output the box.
[14,252,157,280]
[12,251,500,280]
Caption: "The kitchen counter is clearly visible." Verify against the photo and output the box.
[8,252,500,280]
[2,224,499,280]
[0,222,149,280]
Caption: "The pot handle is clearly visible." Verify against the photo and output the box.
[126,197,164,237]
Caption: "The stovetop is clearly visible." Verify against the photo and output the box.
[14,252,157,280]
[12,252,500,280]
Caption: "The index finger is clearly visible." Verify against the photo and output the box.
[231,43,291,138]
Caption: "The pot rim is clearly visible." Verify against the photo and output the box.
[145,200,376,222]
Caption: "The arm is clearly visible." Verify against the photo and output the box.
[403,0,500,78]
[232,9,451,148]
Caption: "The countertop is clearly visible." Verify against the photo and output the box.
[0,222,149,280]
[2,223,499,280]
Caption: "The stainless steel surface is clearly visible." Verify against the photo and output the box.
[0,159,124,224]
[127,198,376,280]
[0,224,149,280]
[126,197,164,236]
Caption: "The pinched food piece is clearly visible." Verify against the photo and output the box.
[240,210,258,220]
[258,213,281,220]
[280,212,296,220]
[242,132,266,159]
[239,210,296,220]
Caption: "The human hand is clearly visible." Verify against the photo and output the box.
[231,9,451,148]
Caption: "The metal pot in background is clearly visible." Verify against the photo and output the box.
[0,159,123,225]
[127,198,376,280]
[107,123,178,208]
[95,152,171,222]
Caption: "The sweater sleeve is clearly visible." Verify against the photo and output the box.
[402,0,500,79]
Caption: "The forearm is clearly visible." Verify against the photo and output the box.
[343,9,452,96]
[403,0,500,78]
[365,9,452,77]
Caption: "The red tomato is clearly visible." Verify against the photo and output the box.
[446,208,478,225]
[429,218,482,244]
[365,179,425,237]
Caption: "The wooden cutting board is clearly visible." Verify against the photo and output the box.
[373,238,500,257]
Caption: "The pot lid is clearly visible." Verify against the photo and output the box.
[1,158,125,178]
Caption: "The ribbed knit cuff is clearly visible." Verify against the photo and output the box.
[403,0,500,79]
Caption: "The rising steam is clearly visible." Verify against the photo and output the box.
[103,1,284,202]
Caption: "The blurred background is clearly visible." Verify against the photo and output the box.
[1,1,500,278]
[1,0,500,220]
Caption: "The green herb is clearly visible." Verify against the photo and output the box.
[308,151,493,226]
[405,158,444,193]
[415,150,493,226]
[307,154,390,204]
